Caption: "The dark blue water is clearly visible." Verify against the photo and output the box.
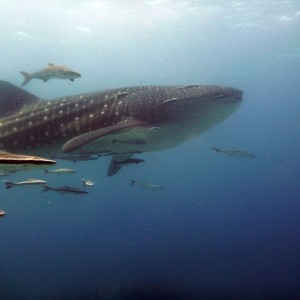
[1,1,300,299]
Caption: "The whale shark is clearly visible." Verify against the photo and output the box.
[0,81,243,175]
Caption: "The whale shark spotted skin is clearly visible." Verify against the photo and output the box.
[0,81,243,175]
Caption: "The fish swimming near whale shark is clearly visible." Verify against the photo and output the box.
[0,80,243,176]
[20,63,81,86]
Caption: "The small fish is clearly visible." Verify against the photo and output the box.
[20,63,81,86]
[51,154,99,163]
[212,147,255,159]
[3,178,47,189]
[42,185,88,194]
[0,210,5,217]
[81,178,95,188]
[131,180,162,191]
[0,150,56,172]
[44,168,77,175]
[115,158,145,166]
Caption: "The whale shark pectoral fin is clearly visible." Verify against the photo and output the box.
[107,153,132,176]
[62,118,148,153]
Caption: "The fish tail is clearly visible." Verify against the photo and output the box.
[20,71,32,86]
[82,179,86,188]
[3,181,14,189]
[42,185,49,192]
[212,147,221,154]
[44,169,49,175]
[131,180,137,185]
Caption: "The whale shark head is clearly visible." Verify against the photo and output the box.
[125,84,243,137]
[0,81,243,176]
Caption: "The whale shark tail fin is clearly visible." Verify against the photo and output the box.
[20,71,32,87]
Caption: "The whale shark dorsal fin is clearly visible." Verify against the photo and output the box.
[62,118,148,153]
[0,81,41,118]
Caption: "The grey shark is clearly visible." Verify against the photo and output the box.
[20,63,81,86]
[0,80,243,176]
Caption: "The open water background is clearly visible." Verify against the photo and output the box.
[0,1,300,299]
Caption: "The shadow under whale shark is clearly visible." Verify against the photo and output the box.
[0,81,243,176]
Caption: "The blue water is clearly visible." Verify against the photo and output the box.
[1,1,300,299]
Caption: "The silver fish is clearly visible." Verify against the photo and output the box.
[3,178,47,189]
[212,147,255,159]
[81,178,95,188]
[131,180,162,191]
[44,168,77,175]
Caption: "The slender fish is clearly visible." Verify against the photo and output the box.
[212,147,255,159]
[44,168,77,175]
[3,178,47,189]
[131,180,162,191]
[42,185,88,194]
